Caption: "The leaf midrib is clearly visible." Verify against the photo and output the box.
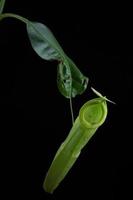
[29,21,66,61]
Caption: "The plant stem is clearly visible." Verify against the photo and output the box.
[0,12,76,125]
[0,0,6,14]
[70,97,74,125]
[0,13,29,24]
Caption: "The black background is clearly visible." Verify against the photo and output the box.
[0,1,132,199]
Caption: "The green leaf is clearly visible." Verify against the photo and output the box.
[27,21,89,98]
[67,57,89,97]
[57,61,72,98]
[57,57,89,98]
[27,21,66,61]
[0,0,6,14]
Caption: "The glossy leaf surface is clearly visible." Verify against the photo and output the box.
[27,21,65,61]
[27,21,89,98]
[57,57,88,98]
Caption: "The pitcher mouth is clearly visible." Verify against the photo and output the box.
[79,98,107,129]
